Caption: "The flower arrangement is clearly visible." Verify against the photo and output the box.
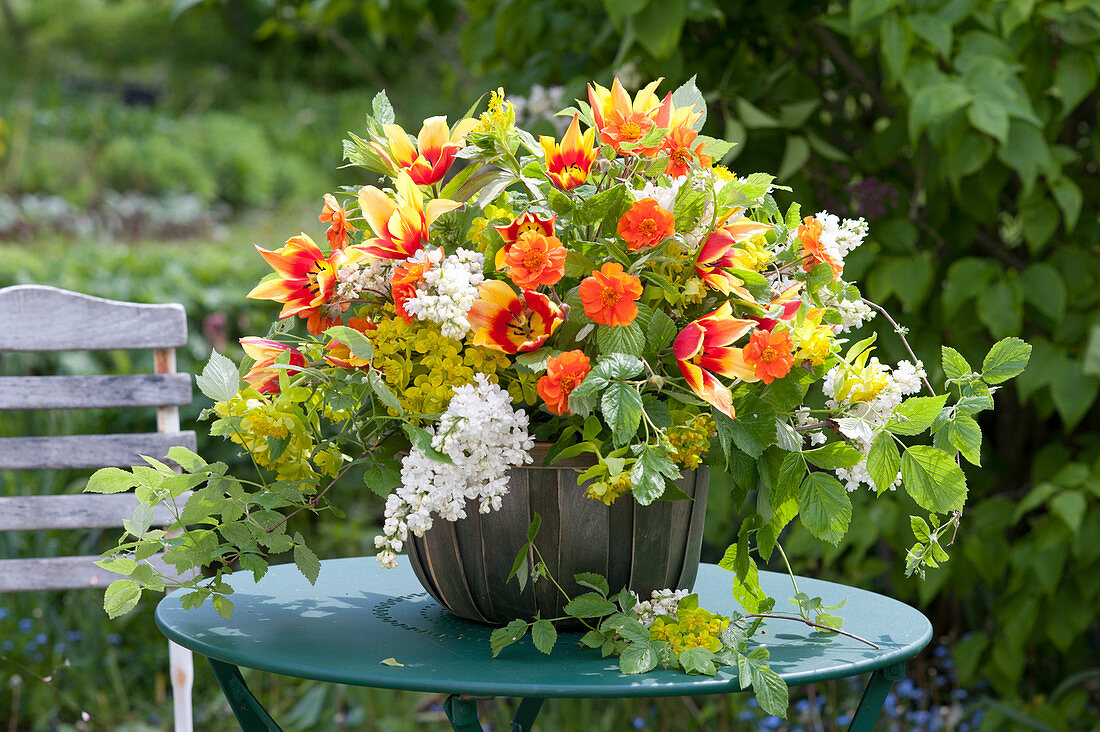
[88,77,1030,716]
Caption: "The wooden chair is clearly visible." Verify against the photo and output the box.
[0,284,196,732]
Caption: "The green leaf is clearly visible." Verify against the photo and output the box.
[565,594,618,618]
[671,74,707,131]
[775,420,802,453]
[490,620,529,657]
[96,556,137,576]
[867,432,901,495]
[86,467,139,494]
[850,0,898,27]
[166,446,206,472]
[910,515,931,543]
[802,442,863,470]
[212,595,235,621]
[1019,263,1067,324]
[1084,325,1100,378]
[580,630,605,648]
[1050,491,1086,535]
[909,80,972,142]
[323,325,374,360]
[633,0,686,59]
[368,371,403,415]
[401,423,453,464]
[601,383,643,447]
[717,396,776,459]
[982,337,1032,384]
[798,472,852,545]
[364,463,402,497]
[239,554,268,583]
[887,395,950,436]
[947,416,982,466]
[531,619,557,655]
[594,353,645,380]
[597,323,645,357]
[619,643,659,674]
[778,135,810,181]
[751,664,789,717]
[372,90,395,126]
[977,279,1023,338]
[941,346,972,382]
[908,13,952,57]
[630,445,680,505]
[196,350,240,402]
[103,579,142,619]
[574,572,610,597]
[901,446,968,513]
[293,541,321,585]
[679,647,717,675]
[967,96,1009,144]
[646,310,677,355]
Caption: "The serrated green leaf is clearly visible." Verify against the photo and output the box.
[574,572,610,597]
[293,542,321,585]
[580,630,605,648]
[887,395,950,436]
[941,346,972,382]
[802,442,863,470]
[196,350,240,402]
[798,472,852,545]
[947,416,982,465]
[910,515,931,543]
[619,643,658,674]
[324,325,374,360]
[85,467,139,494]
[364,463,402,497]
[630,444,679,505]
[239,554,268,583]
[679,647,718,675]
[601,383,643,447]
[646,310,677,354]
[982,337,1032,384]
[597,323,645,357]
[751,663,789,717]
[368,370,403,415]
[103,579,142,619]
[211,595,235,620]
[867,432,901,495]
[565,594,617,618]
[901,446,968,513]
[401,423,452,464]
[531,619,557,654]
[490,619,528,657]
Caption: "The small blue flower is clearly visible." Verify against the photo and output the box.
[66,630,84,642]
[0,607,8,620]
[959,723,970,732]
[107,633,123,645]
[762,715,782,729]
[24,641,37,653]
[34,633,47,644]
[836,714,851,726]
[632,717,646,729]
[739,710,755,721]
[952,689,968,700]
[1,640,13,652]
[934,645,948,658]
[795,699,811,713]
[54,643,66,654]
[748,697,758,708]
[18,618,33,633]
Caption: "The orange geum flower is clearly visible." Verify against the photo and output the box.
[493,211,556,269]
[798,216,842,279]
[467,279,564,354]
[240,337,307,395]
[247,233,345,334]
[587,77,672,156]
[742,328,796,385]
[537,350,592,415]
[578,262,643,327]
[618,198,675,251]
[370,116,477,186]
[539,114,597,190]
[673,302,759,418]
[355,171,461,260]
[695,220,772,301]
[503,231,566,289]
[661,126,712,179]
[318,193,357,251]
[323,318,377,369]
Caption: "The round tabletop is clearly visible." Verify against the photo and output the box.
[155,556,932,699]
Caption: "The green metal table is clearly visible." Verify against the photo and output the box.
[155,557,932,731]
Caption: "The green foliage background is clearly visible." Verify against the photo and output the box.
[2,0,1098,728]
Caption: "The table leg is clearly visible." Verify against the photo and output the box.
[510,697,544,731]
[444,695,485,732]
[208,658,284,732]
[847,662,905,732]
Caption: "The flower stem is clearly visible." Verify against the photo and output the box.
[860,298,936,396]
[744,613,879,649]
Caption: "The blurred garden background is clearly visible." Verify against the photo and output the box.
[1,0,1098,729]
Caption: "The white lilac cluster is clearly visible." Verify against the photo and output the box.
[335,257,391,301]
[632,588,691,626]
[822,359,927,491]
[403,248,485,340]
[374,374,533,568]
[814,212,868,266]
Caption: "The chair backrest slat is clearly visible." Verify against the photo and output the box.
[0,285,187,351]
[0,494,185,531]
[0,554,179,592]
[0,374,193,410]
[0,431,197,470]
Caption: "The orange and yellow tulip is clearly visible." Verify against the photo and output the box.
[355,172,461,261]
[467,279,564,354]
[587,77,673,156]
[370,117,477,186]
[247,233,346,334]
[319,193,357,250]
[673,302,759,418]
[695,221,772,300]
[539,114,597,190]
[240,338,307,394]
